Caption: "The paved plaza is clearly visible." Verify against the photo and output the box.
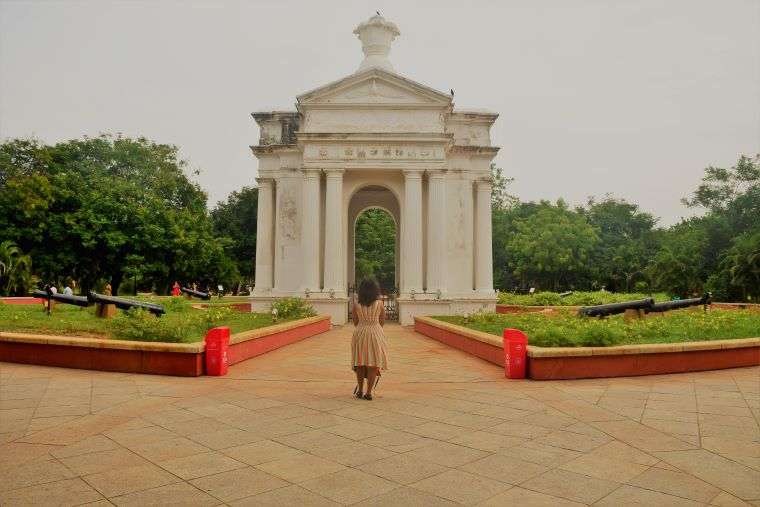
[1,324,758,506]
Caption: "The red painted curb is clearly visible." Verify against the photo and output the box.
[227,318,331,365]
[414,319,502,366]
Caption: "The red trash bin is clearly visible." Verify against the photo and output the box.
[205,326,230,376]
[503,328,528,379]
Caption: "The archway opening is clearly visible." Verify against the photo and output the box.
[354,208,397,293]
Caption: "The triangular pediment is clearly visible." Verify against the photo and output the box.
[297,68,451,107]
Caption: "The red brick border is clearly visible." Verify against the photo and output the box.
[414,316,760,380]
[0,316,331,377]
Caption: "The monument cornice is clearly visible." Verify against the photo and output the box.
[250,145,302,156]
[448,145,500,157]
[302,160,446,172]
[296,132,453,144]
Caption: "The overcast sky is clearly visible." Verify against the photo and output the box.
[1,0,758,225]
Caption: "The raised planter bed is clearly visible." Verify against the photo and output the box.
[496,302,760,314]
[0,315,330,376]
[414,316,760,380]
[0,297,45,305]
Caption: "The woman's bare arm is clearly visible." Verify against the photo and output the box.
[352,303,359,326]
[379,300,385,327]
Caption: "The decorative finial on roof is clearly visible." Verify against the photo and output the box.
[353,14,400,73]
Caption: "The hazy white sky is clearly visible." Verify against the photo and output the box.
[1,0,758,225]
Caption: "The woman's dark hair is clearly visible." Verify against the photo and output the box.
[357,278,381,307]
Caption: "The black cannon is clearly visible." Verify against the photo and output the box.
[180,287,211,300]
[647,293,711,313]
[32,289,90,309]
[578,298,654,318]
[87,292,165,316]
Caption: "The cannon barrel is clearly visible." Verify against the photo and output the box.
[180,287,211,300]
[648,294,711,313]
[87,292,165,316]
[32,289,90,307]
[578,298,654,318]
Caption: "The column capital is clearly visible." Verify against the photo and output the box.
[325,168,346,178]
[427,169,447,180]
[402,168,425,179]
[302,168,322,178]
[255,177,274,186]
[475,177,493,190]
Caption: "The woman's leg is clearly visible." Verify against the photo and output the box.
[365,367,379,397]
[354,366,365,396]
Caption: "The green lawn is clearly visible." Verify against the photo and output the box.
[436,309,760,348]
[497,290,670,307]
[0,298,292,343]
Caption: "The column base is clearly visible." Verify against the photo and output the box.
[250,294,348,325]
[396,297,497,325]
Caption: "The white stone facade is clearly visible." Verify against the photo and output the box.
[251,15,499,324]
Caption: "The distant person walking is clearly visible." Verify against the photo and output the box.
[171,281,181,297]
[351,279,389,400]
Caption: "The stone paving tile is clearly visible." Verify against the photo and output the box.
[185,427,264,450]
[0,457,78,491]
[361,429,435,453]
[352,485,457,506]
[449,430,525,452]
[361,453,448,485]
[310,441,396,466]
[0,477,104,507]
[461,453,548,484]
[2,325,759,505]
[82,463,180,498]
[230,484,340,506]
[596,484,704,506]
[520,468,620,504]
[189,466,289,503]
[655,449,760,500]
[411,469,509,505]
[158,451,247,480]
[255,453,346,483]
[222,439,305,465]
[109,481,219,506]
[60,448,150,476]
[559,453,650,483]
[300,468,398,504]
[627,466,721,503]
[477,486,586,507]
[402,440,490,467]
[128,436,210,463]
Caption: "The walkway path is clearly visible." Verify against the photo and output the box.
[1,324,758,505]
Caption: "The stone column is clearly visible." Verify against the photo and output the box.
[475,178,494,294]
[253,177,274,294]
[426,170,446,295]
[301,169,321,291]
[402,169,424,294]
[323,169,345,295]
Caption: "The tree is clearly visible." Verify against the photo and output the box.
[354,208,396,291]
[210,186,258,285]
[0,240,34,295]
[0,135,236,294]
[583,196,659,292]
[506,200,599,290]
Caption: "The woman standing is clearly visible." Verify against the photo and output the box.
[351,279,389,400]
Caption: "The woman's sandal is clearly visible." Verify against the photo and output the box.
[353,385,363,399]
[363,393,373,400]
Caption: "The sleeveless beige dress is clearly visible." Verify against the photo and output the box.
[351,299,389,371]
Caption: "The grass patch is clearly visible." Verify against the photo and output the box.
[497,290,670,307]
[435,309,760,348]
[0,297,315,343]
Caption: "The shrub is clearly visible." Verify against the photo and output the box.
[271,297,316,321]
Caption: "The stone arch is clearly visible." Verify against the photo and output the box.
[347,184,400,290]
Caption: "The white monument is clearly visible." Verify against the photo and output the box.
[251,15,499,325]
